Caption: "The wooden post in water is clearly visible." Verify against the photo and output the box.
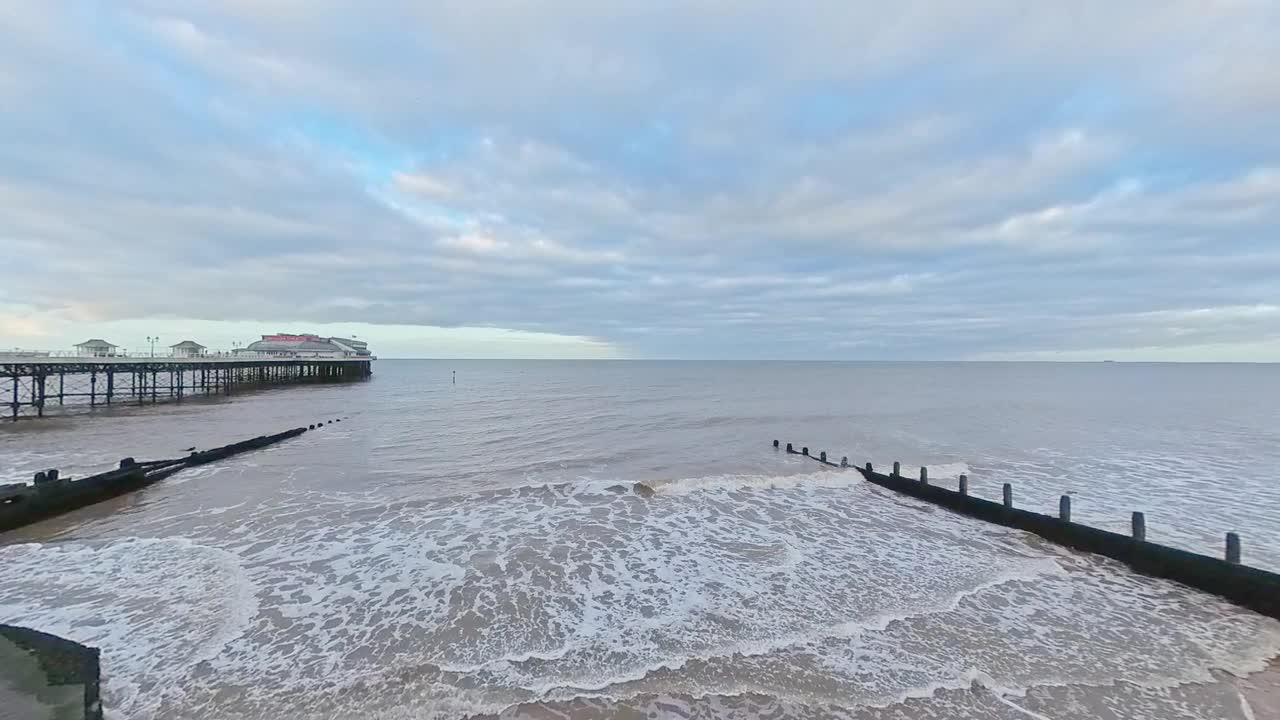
[892,461,901,477]
[959,474,968,496]
[802,447,809,456]
[1059,495,1071,522]
[841,456,848,468]
[819,451,826,463]
[1131,512,1146,542]
[1226,532,1241,564]
[919,467,928,484]
[1002,483,1012,507]
[773,440,779,449]
[865,462,873,473]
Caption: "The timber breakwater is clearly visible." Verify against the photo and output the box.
[1,419,343,533]
[0,624,102,720]
[1,419,344,719]
[774,440,1280,620]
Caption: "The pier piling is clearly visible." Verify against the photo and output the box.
[2,357,372,421]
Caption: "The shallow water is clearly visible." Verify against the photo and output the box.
[1,361,1278,719]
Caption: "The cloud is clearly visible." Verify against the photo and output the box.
[0,2,1278,359]
[393,171,456,199]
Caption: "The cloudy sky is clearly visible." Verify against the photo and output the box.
[2,2,1278,360]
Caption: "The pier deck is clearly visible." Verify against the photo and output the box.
[1,357,372,421]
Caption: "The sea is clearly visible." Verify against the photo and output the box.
[1,360,1279,720]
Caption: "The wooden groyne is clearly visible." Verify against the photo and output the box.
[0,419,344,533]
[0,624,102,720]
[1,357,372,421]
[773,440,1280,620]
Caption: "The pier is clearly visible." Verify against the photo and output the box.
[774,439,1280,620]
[1,357,372,421]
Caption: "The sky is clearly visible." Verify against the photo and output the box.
[1,2,1278,360]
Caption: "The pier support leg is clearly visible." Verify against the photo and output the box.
[58,372,64,405]
[106,369,114,405]
[9,374,16,421]
[35,373,45,416]
[90,372,97,407]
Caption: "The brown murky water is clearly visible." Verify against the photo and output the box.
[2,361,1279,719]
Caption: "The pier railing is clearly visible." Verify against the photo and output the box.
[773,439,1280,620]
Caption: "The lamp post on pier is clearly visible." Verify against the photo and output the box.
[146,336,159,358]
